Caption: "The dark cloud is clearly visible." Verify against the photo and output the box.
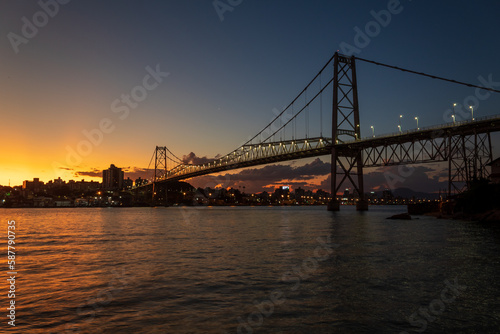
[122,167,154,181]
[74,169,101,178]
[186,159,449,194]
[74,167,155,181]
[232,158,330,182]
[319,164,448,194]
[75,159,448,194]
[363,165,448,193]
[188,158,331,193]
[182,152,219,165]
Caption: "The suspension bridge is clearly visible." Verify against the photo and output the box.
[138,52,500,210]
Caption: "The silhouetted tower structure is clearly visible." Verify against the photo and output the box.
[448,131,493,196]
[152,146,167,204]
[328,53,368,211]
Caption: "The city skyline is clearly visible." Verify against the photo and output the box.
[2,1,500,192]
[2,159,451,196]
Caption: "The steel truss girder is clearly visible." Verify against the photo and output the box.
[164,137,331,181]
[340,132,492,197]
[448,132,492,196]
[141,116,499,196]
[358,137,448,167]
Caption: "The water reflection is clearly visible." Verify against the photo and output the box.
[1,206,498,333]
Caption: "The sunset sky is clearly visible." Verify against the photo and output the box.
[2,1,500,193]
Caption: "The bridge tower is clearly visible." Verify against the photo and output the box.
[152,146,168,204]
[448,132,493,196]
[328,53,368,211]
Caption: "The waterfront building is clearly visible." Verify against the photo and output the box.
[102,164,124,190]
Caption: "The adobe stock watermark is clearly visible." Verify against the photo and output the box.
[259,107,294,143]
[52,64,169,175]
[339,0,410,55]
[178,105,292,225]
[382,127,449,191]
[443,74,500,123]
[178,173,232,226]
[7,0,71,54]
[384,165,415,191]
[228,236,337,334]
[399,277,467,333]
[213,0,243,22]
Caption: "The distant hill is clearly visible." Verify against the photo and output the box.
[375,187,440,200]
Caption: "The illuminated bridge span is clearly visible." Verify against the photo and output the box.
[143,53,500,210]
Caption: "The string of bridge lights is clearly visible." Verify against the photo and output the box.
[369,103,476,138]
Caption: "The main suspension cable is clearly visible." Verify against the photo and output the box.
[356,57,500,94]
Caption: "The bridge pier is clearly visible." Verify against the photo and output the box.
[327,199,340,211]
[356,199,369,211]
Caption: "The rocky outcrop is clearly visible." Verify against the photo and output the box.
[474,209,500,223]
[387,213,412,220]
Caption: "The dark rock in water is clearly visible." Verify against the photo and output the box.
[387,213,412,220]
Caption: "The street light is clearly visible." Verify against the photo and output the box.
[469,106,474,121]
[370,125,375,137]
[399,115,403,130]
[452,103,457,124]
[398,124,402,134]
[414,116,419,130]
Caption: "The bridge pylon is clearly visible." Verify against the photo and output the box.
[152,146,168,205]
[328,53,368,211]
[448,131,493,196]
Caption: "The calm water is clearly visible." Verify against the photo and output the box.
[1,206,499,333]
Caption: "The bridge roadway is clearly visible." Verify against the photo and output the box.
[149,114,500,184]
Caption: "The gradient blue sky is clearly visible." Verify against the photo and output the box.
[1,0,500,192]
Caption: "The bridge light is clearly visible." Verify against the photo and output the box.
[469,105,474,121]
[452,103,457,124]
[415,116,419,130]
[370,125,375,137]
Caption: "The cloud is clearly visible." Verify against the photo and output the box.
[74,166,155,181]
[78,159,448,194]
[363,164,448,193]
[182,152,219,165]
[121,167,154,181]
[74,169,101,178]
[188,158,331,193]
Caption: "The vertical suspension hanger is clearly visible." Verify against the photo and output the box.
[305,89,309,139]
[320,71,323,138]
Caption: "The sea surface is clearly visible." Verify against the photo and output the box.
[1,206,499,333]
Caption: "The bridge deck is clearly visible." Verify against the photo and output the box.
[141,115,500,185]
